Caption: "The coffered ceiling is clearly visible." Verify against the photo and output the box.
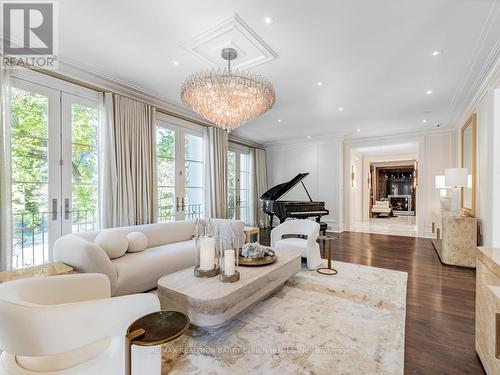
[57,0,500,144]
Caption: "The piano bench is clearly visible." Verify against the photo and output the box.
[319,222,328,236]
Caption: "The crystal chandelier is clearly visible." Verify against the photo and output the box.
[181,48,275,132]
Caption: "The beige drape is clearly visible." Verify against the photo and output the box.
[250,148,269,227]
[100,93,157,228]
[203,126,228,219]
[0,65,12,270]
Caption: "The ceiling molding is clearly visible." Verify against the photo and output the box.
[180,13,278,70]
[453,42,500,129]
[447,0,500,125]
[56,57,213,126]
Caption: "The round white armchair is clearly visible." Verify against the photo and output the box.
[0,273,161,375]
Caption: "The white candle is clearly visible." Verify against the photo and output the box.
[199,237,215,271]
[224,249,235,276]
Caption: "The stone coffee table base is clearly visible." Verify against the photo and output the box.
[157,249,301,328]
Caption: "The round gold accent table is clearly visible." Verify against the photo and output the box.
[125,310,190,375]
[317,235,338,276]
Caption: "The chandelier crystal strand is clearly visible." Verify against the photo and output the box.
[181,48,275,132]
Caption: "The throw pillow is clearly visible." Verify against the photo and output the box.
[95,229,128,259]
[126,232,148,253]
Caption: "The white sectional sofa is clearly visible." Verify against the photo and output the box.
[54,219,244,296]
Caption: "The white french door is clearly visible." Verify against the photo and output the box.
[9,74,99,269]
[227,146,250,224]
[156,115,204,222]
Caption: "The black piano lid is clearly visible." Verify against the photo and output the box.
[260,173,310,201]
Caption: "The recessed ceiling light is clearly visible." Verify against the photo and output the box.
[277,119,282,123]
[317,81,323,86]
[356,129,361,132]
[422,119,428,123]
[264,16,274,25]
[432,50,442,56]
[338,107,344,112]
[426,90,433,95]
[307,135,311,140]
[172,60,180,66]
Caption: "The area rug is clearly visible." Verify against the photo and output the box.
[161,261,407,374]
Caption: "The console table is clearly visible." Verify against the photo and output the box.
[431,209,477,268]
[476,247,500,373]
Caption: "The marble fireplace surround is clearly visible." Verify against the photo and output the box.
[161,261,408,374]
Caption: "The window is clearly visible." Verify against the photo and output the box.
[156,114,204,222]
[9,71,99,269]
[227,145,251,224]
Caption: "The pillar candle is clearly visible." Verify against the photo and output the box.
[199,237,215,271]
[224,249,235,276]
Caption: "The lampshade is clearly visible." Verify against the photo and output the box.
[435,175,447,189]
[445,168,468,188]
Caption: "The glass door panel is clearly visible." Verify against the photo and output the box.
[156,126,176,222]
[227,150,237,220]
[61,95,99,235]
[184,133,203,221]
[10,81,60,268]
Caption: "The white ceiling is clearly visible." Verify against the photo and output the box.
[58,0,500,144]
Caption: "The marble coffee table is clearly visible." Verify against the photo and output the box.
[157,248,301,328]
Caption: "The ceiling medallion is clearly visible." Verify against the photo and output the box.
[181,48,275,132]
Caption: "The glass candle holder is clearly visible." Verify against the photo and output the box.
[194,219,220,278]
[219,236,240,283]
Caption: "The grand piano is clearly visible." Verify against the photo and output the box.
[260,173,329,228]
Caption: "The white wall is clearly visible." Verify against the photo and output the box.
[458,85,500,246]
[266,137,344,231]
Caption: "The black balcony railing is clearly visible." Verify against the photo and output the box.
[158,204,203,222]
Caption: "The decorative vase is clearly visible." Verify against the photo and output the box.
[218,232,240,283]
[193,219,220,278]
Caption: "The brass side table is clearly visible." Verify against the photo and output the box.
[317,235,338,275]
[126,310,189,375]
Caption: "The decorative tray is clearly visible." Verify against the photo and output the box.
[239,254,278,266]
[239,244,277,266]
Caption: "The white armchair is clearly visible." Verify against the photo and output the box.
[0,274,161,375]
[271,219,321,270]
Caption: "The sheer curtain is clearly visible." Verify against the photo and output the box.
[250,147,269,228]
[203,126,228,219]
[100,93,157,228]
[0,65,12,270]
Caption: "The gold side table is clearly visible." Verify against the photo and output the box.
[317,235,338,275]
[125,310,189,375]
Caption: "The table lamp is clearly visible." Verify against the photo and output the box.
[445,168,468,216]
[435,175,450,211]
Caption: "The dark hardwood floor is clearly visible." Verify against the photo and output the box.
[260,229,485,375]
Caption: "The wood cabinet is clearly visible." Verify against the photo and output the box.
[431,209,477,268]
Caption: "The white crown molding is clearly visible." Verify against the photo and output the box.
[263,126,455,149]
[55,57,213,126]
[228,134,265,149]
[263,132,345,148]
[448,0,500,126]
[453,40,500,129]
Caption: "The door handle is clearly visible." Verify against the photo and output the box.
[52,198,58,220]
[176,197,180,212]
[182,197,186,211]
[64,198,72,220]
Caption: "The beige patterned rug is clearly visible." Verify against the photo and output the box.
[161,261,407,375]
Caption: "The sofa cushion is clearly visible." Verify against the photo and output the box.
[94,229,128,259]
[112,240,197,296]
[126,232,148,253]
